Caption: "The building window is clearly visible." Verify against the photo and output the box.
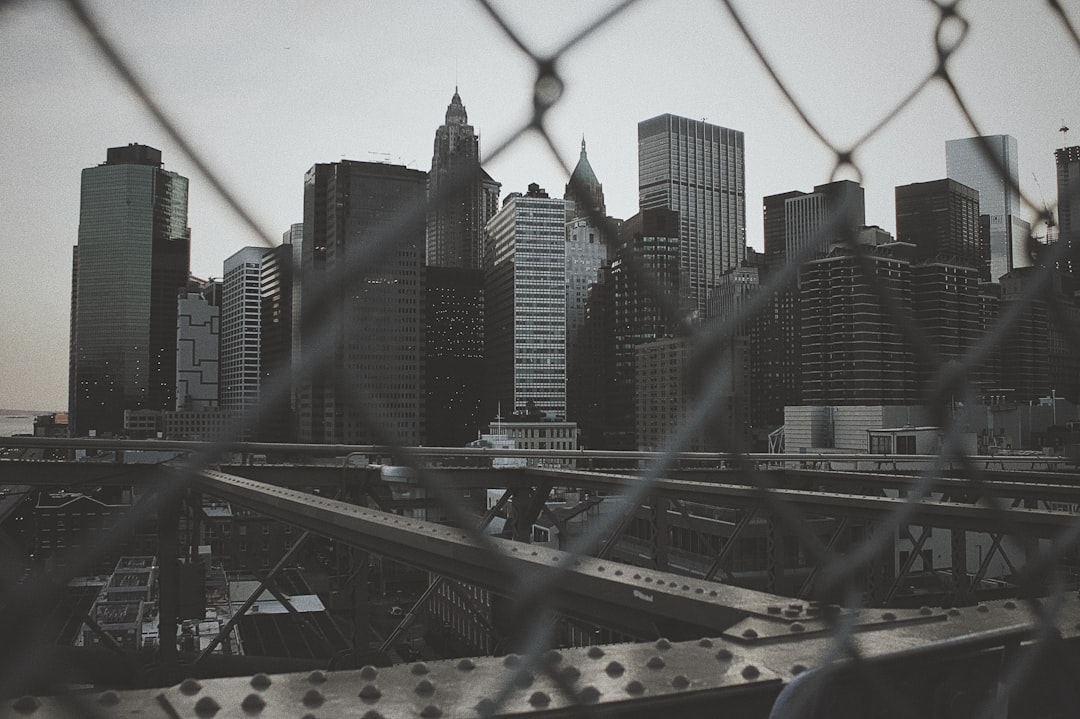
[869,435,892,454]
[896,435,916,454]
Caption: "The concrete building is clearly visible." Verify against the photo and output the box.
[638,114,745,320]
[1055,145,1080,275]
[895,179,982,270]
[946,135,1029,281]
[176,278,220,410]
[221,247,267,432]
[484,183,567,420]
[298,161,427,445]
[69,144,190,436]
[426,88,501,270]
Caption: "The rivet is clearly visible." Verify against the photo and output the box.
[668,581,677,588]
[1004,601,1017,609]
[307,670,327,684]
[360,665,378,680]
[645,577,653,583]
[698,638,714,648]
[919,606,933,616]
[977,604,989,613]
[626,680,645,695]
[792,664,808,675]
[241,693,265,712]
[560,666,581,682]
[194,696,220,717]
[606,661,625,677]
[475,698,496,717]
[948,608,961,616]
[528,692,550,707]
[655,638,672,650]
[302,689,324,708]
[598,566,605,571]
[415,679,435,696]
[647,655,665,669]
[503,654,521,667]
[615,570,623,576]
[456,658,476,671]
[742,665,760,679]
[682,584,690,590]
[695,587,704,594]
[180,678,203,696]
[411,662,430,675]
[361,712,384,719]
[709,590,718,597]
[98,691,120,707]
[359,684,381,701]
[742,628,758,639]
[250,673,272,689]
[514,671,534,688]
[544,649,563,665]
[882,612,896,621]
[790,622,806,633]
[716,649,734,662]
[580,686,601,704]
[673,674,690,688]
[12,696,39,715]
[420,704,442,718]
[587,646,604,659]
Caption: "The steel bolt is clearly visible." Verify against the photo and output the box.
[790,622,806,633]
[514,671,533,688]
[626,680,645,695]
[698,638,714,648]
[416,679,435,696]
[194,696,220,718]
[359,684,382,701]
[977,604,989,613]
[882,612,897,621]
[475,698,496,717]
[544,649,563,665]
[456,659,476,671]
[302,689,324,708]
[560,666,581,682]
[948,608,961,616]
[742,628,758,639]
[12,696,39,715]
[420,704,442,718]
[307,670,327,684]
[606,661,625,677]
[1004,601,1017,609]
[250,673,272,690]
[655,638,672,650]
[360,665,379,680]
[647,655,665,669]
[503,654,521,667]
[742,665,761,679]
[919,606,933,616]
[792,664,808,675]
[529,692,551,707]
[672,675,690,688]
[360,712,384,719]
[580,686,601,704]
[97,691,120,707]
[716,649,734,662]
[587,646,605,659]
[241,693,266,712]
[411,662,430,675]
[180,678,203,696]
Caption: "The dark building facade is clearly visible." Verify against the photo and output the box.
[425,266,485,446]
[298,161,427,445]
[426,88,501,271]
[895,179,982,271]
[1056,145,1080,275]
[70,144,190,436]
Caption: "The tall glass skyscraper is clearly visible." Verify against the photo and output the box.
[945,135,1029,281]
[638,114,746,320]
[69,144,190,436]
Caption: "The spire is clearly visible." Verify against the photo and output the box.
[446,87,467,125]
[565,133,605,219]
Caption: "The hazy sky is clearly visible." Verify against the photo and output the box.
[1,0,1077,410]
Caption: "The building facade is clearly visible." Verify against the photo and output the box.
[484,184,567,419]
[426,88,501,270]
[945,135,1029,281]
[298,161,427,445]
[70,144,190,436]
[638,114,745,320]
[1055,145,1080,275]
[895,179,982,269]
[176,278,220,410]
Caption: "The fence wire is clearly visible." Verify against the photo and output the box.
[3,0,1080,717]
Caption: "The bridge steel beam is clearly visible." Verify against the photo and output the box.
[190,469,795,638]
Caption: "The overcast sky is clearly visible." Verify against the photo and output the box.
[1,0,1077,410]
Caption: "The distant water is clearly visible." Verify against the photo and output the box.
[0,410,49,437]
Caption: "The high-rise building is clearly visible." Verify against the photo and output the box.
[176,277,220,410]
[1055,145,1080,275]
[298,161,427,445]
[484,183,566,419]
[425,266,485,446]
[564,137,606,222]
[895,179,982,269]
[69,144,190,436]
[426,88,501,270]
[259,244,293,441]
[221,247,266,421]
[638,114,746,319]
[946,135,1029,281]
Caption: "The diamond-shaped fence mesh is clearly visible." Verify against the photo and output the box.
[2,0,1080,717]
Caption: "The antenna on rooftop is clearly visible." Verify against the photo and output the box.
[1061,121,1070,148]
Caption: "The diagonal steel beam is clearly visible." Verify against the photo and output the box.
[704,508,757,582]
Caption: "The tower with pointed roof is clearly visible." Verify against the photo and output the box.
[564,137,606,221]
[426,88,501,270]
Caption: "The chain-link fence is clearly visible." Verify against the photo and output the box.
[3,0,1080,716]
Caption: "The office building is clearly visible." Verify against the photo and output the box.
[176,277,220,411]
[259,244,293,441]
[1055,145,1080,275]
[426,88,501,270]
[221,247,267,426]
[69,144,190,436]
[638,114,745,319]
[298,161,427,445]
[895,179,982,268]
[484,183,567,419]
[946,135,1029,281]
[425,266,485,446]
[564,137,606,221]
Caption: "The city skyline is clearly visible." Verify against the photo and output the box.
[2,1,1079,409]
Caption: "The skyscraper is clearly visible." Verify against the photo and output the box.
[484,183,566,419]
[895,179,982,268]
[221,247,267,420]
[298,161,427,445]
[946,135,1029,281]
[638,113,745,319]
[426,88,501,270]
[69,144,190,436]
[175,277,220,411]
[1055,145,1080,275]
